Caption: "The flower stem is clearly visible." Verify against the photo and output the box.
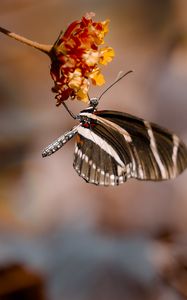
[0,26,52,55]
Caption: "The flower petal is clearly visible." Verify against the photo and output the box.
[99,47,115,65]
[90,68,105,86]
[82,50,100,66]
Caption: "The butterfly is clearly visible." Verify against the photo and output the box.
[42,72,187,186]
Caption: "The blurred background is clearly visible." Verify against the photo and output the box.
[0,0,187,299]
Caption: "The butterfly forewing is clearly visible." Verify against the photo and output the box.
[95,110,187,180]
[73,110,187,185]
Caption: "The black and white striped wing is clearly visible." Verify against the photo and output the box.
[73,133,130,186]
[73,112,137,186]
[73,111,187,185]
[95,110,187,181]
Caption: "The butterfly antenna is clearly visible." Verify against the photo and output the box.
[98,70,133,100]
[62,102,76,119]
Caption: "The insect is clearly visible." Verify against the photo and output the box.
[42,71,187,186]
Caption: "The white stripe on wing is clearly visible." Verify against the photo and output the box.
[77,126,125,167]
[144,121,167,179]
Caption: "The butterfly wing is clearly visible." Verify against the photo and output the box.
[73,110,187,185]
[73,121,132,186]
[95,110,187,180]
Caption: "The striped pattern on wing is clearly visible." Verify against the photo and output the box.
[73,132,130,186]
[95,110,187,180]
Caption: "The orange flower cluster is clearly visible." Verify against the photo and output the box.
[50,12,114,105]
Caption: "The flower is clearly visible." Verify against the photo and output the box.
[50,13,115,106]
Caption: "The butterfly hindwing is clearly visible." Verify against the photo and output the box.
[73,124,132,186]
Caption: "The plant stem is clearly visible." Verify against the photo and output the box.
[0,26,52,55]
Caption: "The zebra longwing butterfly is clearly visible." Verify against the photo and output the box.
[42,96,187,186]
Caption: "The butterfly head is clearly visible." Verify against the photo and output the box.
[89,97,99,108]
[77,97,99,116]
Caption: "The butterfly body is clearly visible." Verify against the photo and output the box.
[42,100,187,186]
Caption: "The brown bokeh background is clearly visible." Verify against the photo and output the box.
[0,1,187,299]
